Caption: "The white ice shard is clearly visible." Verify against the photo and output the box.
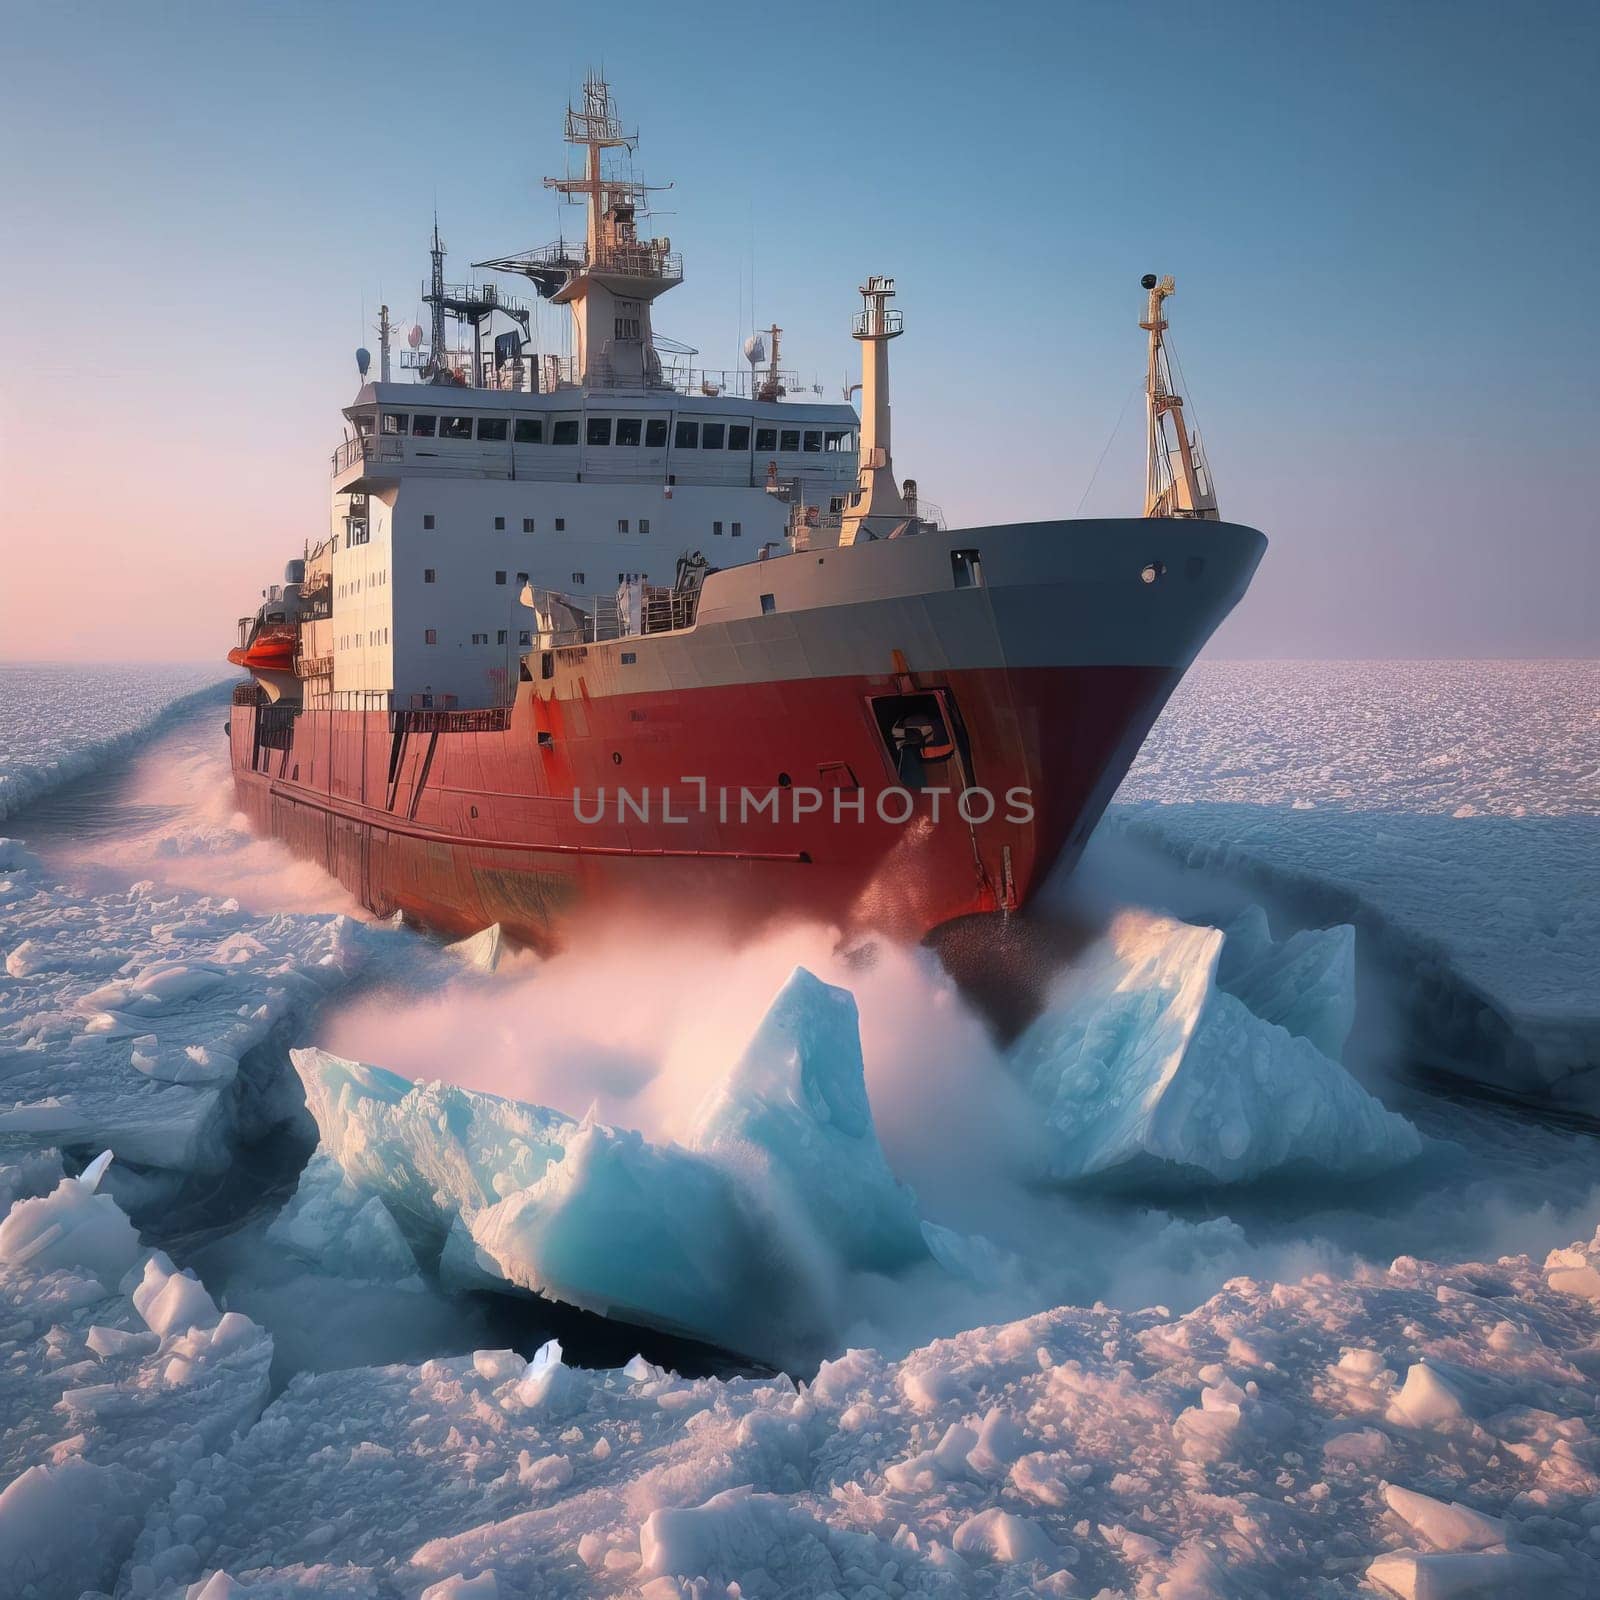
[445,923,504,974]
[266,1150,422,1285]
[0,1169,272,1596]
[1010,910,1420,1185]
[0,1169,142,1285]
[689,967,926,1274]
[292,1054,576,1242]
[1215,904,1357,1061]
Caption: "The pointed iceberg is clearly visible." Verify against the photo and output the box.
[1216,905,1357,1062]
[690,967,927,1274]
[1010,911,1420,1186]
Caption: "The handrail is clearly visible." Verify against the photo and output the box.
[331,436,404,475]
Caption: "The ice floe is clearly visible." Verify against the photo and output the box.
[0,842,365,1189]
[1009,908,1421,1185]
[0,1159,271,1599]
[293,968,937,1361]
[1110,660,1600,1099]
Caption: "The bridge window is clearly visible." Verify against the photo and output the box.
[702,422,726,450]
[645,418,669,448]
[497,630,508,645]
[824,429,851,451]
[587,416,612,446]
[756,427,778,452]
[803,430,822,452]
[441,416,473,440]
[729,424,751,451]
[514,417,542,444]
[779,429,800,452]
[616,417,642,446]
[381,413,408,435]
[477,417,508,441]
[412,415,437,437]
[951,550,983,589]
[551,419,580,446]
[675,420,698,449]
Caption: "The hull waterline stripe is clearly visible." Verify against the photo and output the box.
[263,779,812,865]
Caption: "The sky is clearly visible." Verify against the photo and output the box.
[1,0,1596,661]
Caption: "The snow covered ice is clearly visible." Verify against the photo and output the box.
[89,1204,1600,1597]
[0,834,366,1186]
[1109,660,1600,1102]
[0,1154,271,1598]
[1,662,1598,1594]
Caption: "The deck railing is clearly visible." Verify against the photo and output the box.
[331,436,404,476]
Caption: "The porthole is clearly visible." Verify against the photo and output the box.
[1140,561,1166,585]
[777,772,792,788]
[612,751,623,765]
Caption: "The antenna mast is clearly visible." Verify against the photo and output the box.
[1140,274,1219,520]
[427,220,448,375]
[476,72,681,391]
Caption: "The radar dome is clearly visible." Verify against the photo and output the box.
[355,346,371,377]
[742,333,766,367]
[408,323,424,349]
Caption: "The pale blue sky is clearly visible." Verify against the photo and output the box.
[3,0,1596,657]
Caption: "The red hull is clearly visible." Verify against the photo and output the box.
[229,663,1174,948]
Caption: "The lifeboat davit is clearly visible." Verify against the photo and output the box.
[227,630,296,672]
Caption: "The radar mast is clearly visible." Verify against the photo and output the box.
[477,72,681,391]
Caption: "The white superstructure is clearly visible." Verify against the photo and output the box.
[291,74,873,713]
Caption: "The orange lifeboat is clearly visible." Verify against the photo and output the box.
[227,629,297,672]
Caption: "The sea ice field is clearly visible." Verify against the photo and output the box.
[2,658,1598,1598]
